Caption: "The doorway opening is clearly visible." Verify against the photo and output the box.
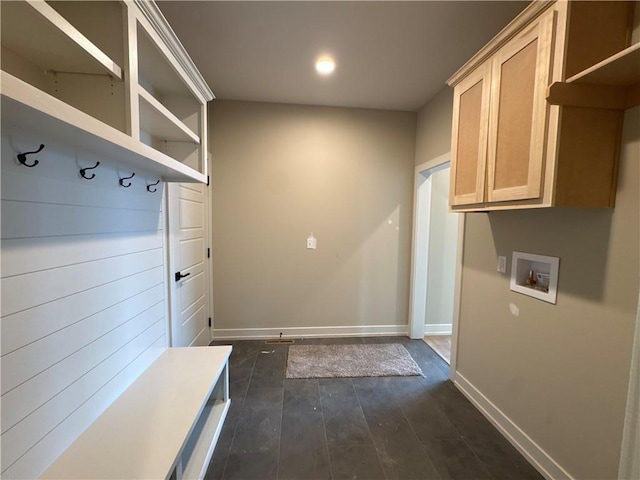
[409,153,464,369]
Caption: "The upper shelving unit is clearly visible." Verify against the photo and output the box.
[1,0,122,79]
[0,0,214,183]
[1,71,206,183]
[133,11,206,170]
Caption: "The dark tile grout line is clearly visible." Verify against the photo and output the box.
[318,378,336,480]
[400,347,468,480]
[404,343,499,480]
[349,378,388,479]
[274,347,286,480]
[395,385,442,478]
[219,345,258,480]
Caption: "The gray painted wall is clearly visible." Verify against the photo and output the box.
[209,100,417,336]
[415,82,639,479]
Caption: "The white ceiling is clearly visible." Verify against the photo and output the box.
[158,1,528,112]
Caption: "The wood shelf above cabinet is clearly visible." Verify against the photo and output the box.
[547,43,640,110]
[1,72,206,184]
[139,87,200,144]
[1,0,122,80]
[567,42,640,86]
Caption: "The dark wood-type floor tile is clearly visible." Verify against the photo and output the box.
[222,451,279,480]
[278,411,331,480]
[328,444,386,480]
[320,378,373,447]
[205,337,543,480]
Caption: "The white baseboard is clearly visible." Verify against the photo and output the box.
[424,324,452,335]
[454,373,572,480]
[212,324,408,340]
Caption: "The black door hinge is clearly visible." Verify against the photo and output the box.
[207,248,210,258]
[207,175,210,186]
[208,317,212,327]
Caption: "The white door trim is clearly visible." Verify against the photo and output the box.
[163,184,172,347]
[618,286,640,478]
[408,152,465,379]
[408,165,432,339]
[207,153,214,340]
[449,212,465,381]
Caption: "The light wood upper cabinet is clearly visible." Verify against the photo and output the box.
[487,12,554,203]
[450,64,491,206]
[448,1,636,211]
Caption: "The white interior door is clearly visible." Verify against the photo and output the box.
[167,180,211,347]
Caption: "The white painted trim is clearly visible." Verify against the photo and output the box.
[409,152,464,382]
[132,0,214,102]
[423,324,453,336]
[162,185,172,349]
[409,152,451,339]
[448,212,465,382]
[207,153,214,343]
[454,372,573,480]
[212,325,408,341]
[409,168,432,339]
[618,286,640,478]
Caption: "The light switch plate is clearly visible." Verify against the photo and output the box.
[307,234,317,250]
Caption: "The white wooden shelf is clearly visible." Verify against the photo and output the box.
[40,346,232,480]
[181,400,230,480]
[139,86,200,144]
[1,71,206,183]
[136,17,205,103]
[1,0,122,80]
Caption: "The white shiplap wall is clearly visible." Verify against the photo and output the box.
[0,131,168,479]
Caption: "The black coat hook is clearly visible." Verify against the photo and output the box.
[119,172,135,188]
[80,161,100,180]
[17,144,45,168]
[147,180,160,193]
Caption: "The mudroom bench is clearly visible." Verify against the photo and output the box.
[40,346,232,480]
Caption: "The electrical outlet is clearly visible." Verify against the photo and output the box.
[497,256,507,273]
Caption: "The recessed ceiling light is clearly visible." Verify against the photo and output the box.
[315,56,336,75]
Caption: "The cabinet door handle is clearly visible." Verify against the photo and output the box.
[174,271,191,282]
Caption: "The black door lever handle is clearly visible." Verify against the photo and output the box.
[175,271,191,282]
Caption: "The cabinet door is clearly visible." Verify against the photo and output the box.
[449,63,491,206]
[486,11,555,203]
